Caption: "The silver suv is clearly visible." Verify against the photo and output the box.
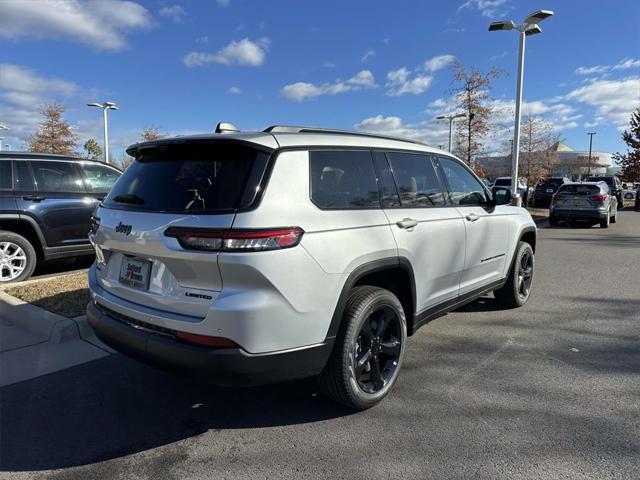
[87,125,537,409]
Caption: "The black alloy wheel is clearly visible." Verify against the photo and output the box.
[353,305,402,394]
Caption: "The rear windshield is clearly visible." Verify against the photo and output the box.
[493,178,511,186]
[538,179,563,188]
[558,184,600,195]
[587,177,613,186]
[103,143,270,213]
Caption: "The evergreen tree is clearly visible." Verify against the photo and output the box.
[83,138,103,161]
[27,103,78,155]
[614,107,640,182]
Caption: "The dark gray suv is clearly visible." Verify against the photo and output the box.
[0,152,121,282]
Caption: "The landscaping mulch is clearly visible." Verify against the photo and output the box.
[6,272,90,318]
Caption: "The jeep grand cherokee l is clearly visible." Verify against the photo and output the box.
[86,125,537,409]
[0,152,121,283]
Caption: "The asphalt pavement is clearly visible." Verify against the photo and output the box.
[1,211,639,480]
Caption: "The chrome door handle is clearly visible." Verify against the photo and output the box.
[465,213,480,222]
[396,218,418,229]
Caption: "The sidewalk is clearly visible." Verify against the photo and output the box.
[0,290,113,387]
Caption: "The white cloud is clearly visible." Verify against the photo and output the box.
[227,86,242,94]
[423,54,457,72]
[0,64,78,96]
[385,67,432,96]
[361,49,376,63]
[0,64,86,149]
[159,5,186,23]
[354,115,450,146]
[612,58,640,70]
[575,58,640,75]
[281,70,378,102]
[216,0,230,6]
[566,77,640,126]
[183,37,270,67]
[0,0,152,50]
[457,0,510,18]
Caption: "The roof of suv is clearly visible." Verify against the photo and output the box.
[0,150,103,163]
[126,125,450,157]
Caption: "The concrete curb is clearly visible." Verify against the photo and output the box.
[0,268,88,291]
[0,290,78,343]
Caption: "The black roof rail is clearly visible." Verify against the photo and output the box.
[263,125,426,146]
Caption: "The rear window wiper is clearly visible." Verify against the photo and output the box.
[112,194,145,205]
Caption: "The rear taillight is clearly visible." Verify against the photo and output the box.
[164,227,304,252]
[89,215,100,235]
[590,194,607,202]
[552,195,564,203]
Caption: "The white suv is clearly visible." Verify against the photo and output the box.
[87,125,536,409]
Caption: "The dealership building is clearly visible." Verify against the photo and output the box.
[478,142,614,180]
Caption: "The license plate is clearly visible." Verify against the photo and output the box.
[119,256,151,290]
[546,189,554,193]
[572,199,582,206]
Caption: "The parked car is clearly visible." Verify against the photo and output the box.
[636,183,640,210]
[86,124,537,409]
[492,176,529,204]
[0,152,121,283]
[549,181,618,228]
[532,177,571,208]
[586,176,624,209]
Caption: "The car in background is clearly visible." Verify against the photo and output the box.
[532,177,571,208]
[492,176,530,204]
[549,181,618,228]
[0,152,121,283]
[586,176,624,209]
[636,183,640,210]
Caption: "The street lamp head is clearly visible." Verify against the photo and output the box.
[488,20,516,31]
[436,115,446,120]
[453,113,467,119]
[0,124,9,130]
[87,102,102,108]
[524,10,554,26]
[104,101,118,110]
[524,24,542,36]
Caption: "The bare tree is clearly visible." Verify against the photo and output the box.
[450,62,501,173]
[519,114,561,186]
[27,103,78,155]
[140,126,165,142]
[118,151,135,170]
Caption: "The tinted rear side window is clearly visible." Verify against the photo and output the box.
[14,161,35,192]
[386,152,445,207]
[104,143,270,213]
[0,161,11,189]
[310,150,379,209]
[31,161,85,193]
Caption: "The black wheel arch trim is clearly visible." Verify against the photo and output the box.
[325,257,417,340]
[0,213,47,249]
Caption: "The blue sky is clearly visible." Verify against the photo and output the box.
[1,0,639,161]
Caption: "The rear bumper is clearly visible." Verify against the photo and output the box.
[549,208,606,220]
[86,301,333,386]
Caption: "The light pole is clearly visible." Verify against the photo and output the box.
[0,124,8,151]
[489,9,554,206]
[87,102,118,164]
[436,113,466,153]
[587,131,596,178]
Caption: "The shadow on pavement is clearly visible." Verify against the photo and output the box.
[0,355,354,471]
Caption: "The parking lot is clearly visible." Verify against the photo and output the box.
[0,211,638,480]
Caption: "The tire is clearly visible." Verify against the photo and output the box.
[611,206,617,224]
[0,230,37,283]
[549,215,559,226]
[600,210,610,228]
[317,286,407,410]
[494,241,534,308]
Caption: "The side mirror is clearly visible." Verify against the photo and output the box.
[492,187,512,206]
